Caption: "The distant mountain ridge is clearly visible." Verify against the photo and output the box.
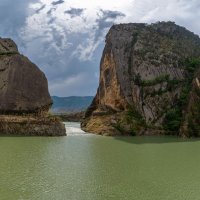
[51,96,93,114]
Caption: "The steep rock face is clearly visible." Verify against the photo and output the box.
[0,38,52,113]
[0,38,66,136]
[81,22,200,136]
[180,69,200,136]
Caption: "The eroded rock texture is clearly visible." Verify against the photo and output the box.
[81,22,200,136]
[0,38,52,113]
[0,38,66,136]
[180,69,200,137]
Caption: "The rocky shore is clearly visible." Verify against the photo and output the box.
[55,111,85,122]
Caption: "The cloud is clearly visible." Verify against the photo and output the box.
[49,71,97,96]
[36,4,46,13]
[0,0,199,97]
[99,9,126,19]
[52,0,64,6]
[129,0,200,35]
[47,7,56,15]
[95,9,125,40]
[0,0,40,52]
[72,9,125,61]
[64,8,85,18]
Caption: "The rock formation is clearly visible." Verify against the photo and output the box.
[81,22,200,137]
[0,38,66,136]
[180,69,200,137]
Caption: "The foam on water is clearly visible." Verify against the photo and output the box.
[64,122,89,136]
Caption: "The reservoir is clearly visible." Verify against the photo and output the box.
[0,122,200,200]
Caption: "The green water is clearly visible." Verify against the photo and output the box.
[1,123,200,200]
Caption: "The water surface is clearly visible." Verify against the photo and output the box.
[0,122,200,200]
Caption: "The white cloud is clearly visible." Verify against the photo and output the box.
[6,0,199,96]
[22,0,200,60]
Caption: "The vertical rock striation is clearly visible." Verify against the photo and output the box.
[81,22,200,136]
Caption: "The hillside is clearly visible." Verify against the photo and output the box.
[51,96,93,114]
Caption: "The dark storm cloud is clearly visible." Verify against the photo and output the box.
[52,0,64,6]
[64,8,85,18]
[94,9,125,42]
[36,4,46,13]
[70,9,126,63]
[26,32,99,96]
[96,9,125,30]
[0,0,39,47]
[100,9,126,20]
[0,0,30,34]
[47,8,56,15]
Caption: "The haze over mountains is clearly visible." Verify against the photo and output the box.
[51,96,93,114]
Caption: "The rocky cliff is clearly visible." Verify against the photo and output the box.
[180,68,200,137]
[0,38,66,136]
[81,22,200,136]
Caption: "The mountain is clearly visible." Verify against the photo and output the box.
[51,96,93,114]
[0,37,65,136]
[81,21,200,137]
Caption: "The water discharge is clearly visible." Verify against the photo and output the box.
[0,122,200,200]
[64,122,86,136]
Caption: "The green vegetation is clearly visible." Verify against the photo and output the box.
[185,58,200,74]
[187,89,200,136]
[112,106,146,135]
[134,73,181,88]
[141,74,170,86]
[134,73,142,85]
[130,57,200,134]
[0,51,18,56]
[163,108,182,132]
[126,105,146,134]
[163,57,200,132]
[146,88,168,97]
[115,58,200,135]
[127,106,145,124]
[188,114,200,137]
[112,122,125,133]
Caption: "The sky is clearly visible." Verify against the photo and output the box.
[0,0,200,97]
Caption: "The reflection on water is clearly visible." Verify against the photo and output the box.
[0,122,200,200]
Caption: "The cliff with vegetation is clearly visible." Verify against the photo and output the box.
[81,22,200,136]
[0,38,66,136]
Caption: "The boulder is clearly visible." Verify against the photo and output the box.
[0,38,66,136]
